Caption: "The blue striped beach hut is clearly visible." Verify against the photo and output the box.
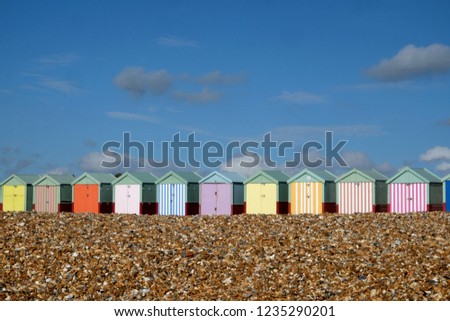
[156,171,202,216]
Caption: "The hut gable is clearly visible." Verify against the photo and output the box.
[156,171,201,185]
[72,173,115,185]
[387,167,441,184]
[200,171,245,184]
[336,169,387,183]
[112,172,158,186]
[245,170,289,184]
[288,169,336,184]
[33,174,74,186]
[1,174,41,186]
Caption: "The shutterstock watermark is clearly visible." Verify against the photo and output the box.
[101,131,348,169]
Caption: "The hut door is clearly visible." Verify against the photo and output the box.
[35,186,46,212]
[3,185,25,211]
[114,185,128,214]
[127,185,140,214]
[405,183,426,212]
[306,182,312,214]
[447,181,450,212]
[158,183,185,216]
[215,184,231,215]
[169,184,175,214]
[260,183,277,214]
[405,183,412,212]
[339,182,372,214]
[74,184,98,213]
[46,186,58,213]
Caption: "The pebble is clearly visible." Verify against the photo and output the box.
[0,211,448,301]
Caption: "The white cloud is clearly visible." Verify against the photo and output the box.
[0,88,13,94]
[114,67,172,96]
[38,77,80,93]
[198,71,247,85]
[22,73,81,94]
[436,161,450,172]
[366,43,450,81]
[106,111,160,123]
[156,36,198,48]
[419,146,450,162]
[271,124,383,141]
[46,167,72,175]
[220,155,270,178]
[79,152,112,172]
[34,53,79,68]
[272,90,327,104]
[341,151,373,169]
[171,87,221,104]
[332,151,394,176]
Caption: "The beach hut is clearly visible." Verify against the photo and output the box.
[443,174,450,212]
[112,172,158,215]
[244,170,289,214]
[33,175,74,213]
[199,171,245,215]
[0,174,40,211]
[156,171,202,216]
[387,167,442,213]
[336,169,388,214]
[288,169,337,214]
[72,173,114,213]
[0,185,2,211]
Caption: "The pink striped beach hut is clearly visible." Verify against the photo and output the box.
[336,169,388,214]
[387,167,442,213]
[33,175,74,213]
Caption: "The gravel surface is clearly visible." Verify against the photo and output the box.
[1,211,449,300]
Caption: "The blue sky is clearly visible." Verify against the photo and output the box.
[1,0,449,178]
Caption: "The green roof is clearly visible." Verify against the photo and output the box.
[72,172,115,185]
[336,169,387,183]
[245,170,289,184]
[0,174,41,186]
[287,168,337,183]
[442,173,450,182]
[387,167,441,184]
[112,172,158,185]
[156,171,202,184]
[33,174,75,186]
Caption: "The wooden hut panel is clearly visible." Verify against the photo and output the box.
[114,184,140,214]
[158,183,186,216]
[290,182,323,214]
[200,183,231,215]
[246,183,277,214]
[446,180,450,212]
[3,185,25,211]
[73,184,99,213]
[390,183,427,213]
[338,182,373,214]
[34,186,58,213]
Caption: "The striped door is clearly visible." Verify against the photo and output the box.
[339,182,373,214]
[3,186,25,211]
[390,183,426,213]
[158,183,186,216]
[290,182,323,214]
[115,185,140,214]
[35,186,58,213]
